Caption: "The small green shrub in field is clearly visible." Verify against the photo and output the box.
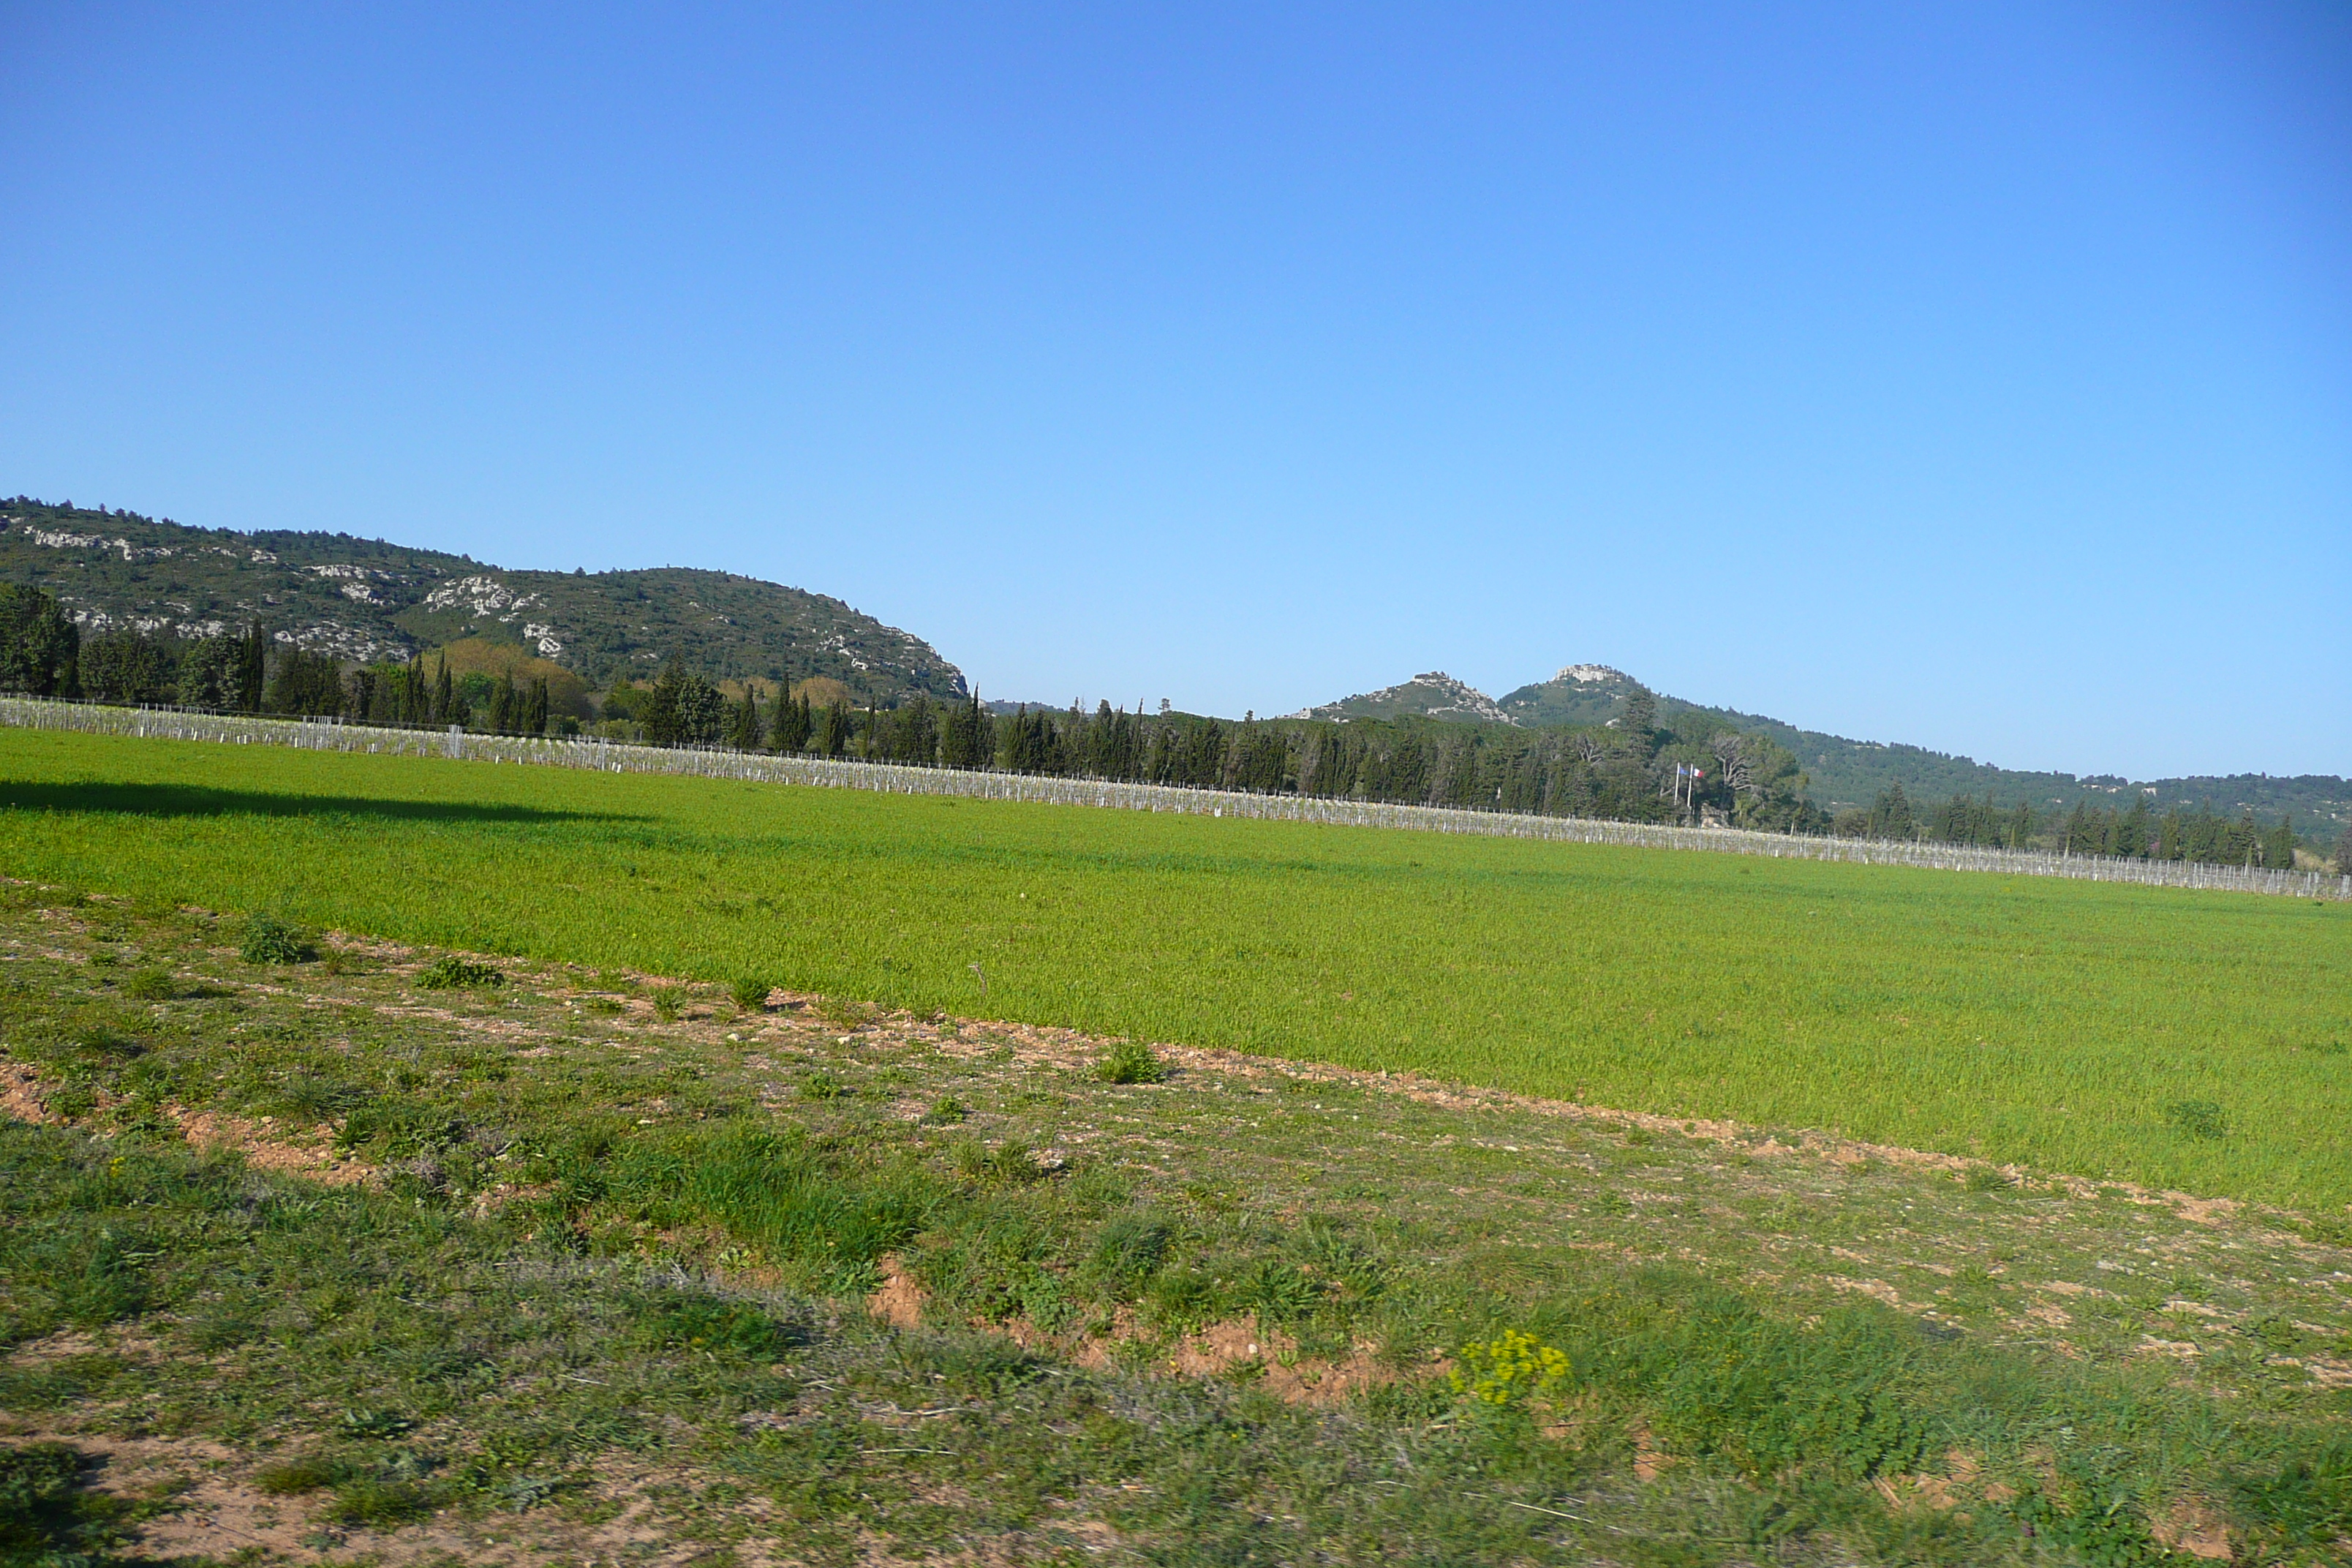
[1964,1166,2016,1193]
[1451,1328,1571,1408]
[801,1071,845,1101]
[1095,1040,1165,1085]
[416,956,504,990]
[335,1407,415,1438]
[121,963,177,1001]
[2166,1100,2229,1140]
[43,1083,98,1119]
[255,1453,353,1494]
[728,975,773,1011]
[927,1095,968,1124]
[239,913,309,965]
[325,1476,441,1527]
[70,1028,145,1061]
[649,985,684,1020]
[953,1137,1049,1185]
[583,994,625,1014]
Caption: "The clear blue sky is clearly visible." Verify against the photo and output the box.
[3,4,2345,779]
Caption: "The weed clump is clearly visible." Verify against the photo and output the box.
[648,985,684,1020]
[254,1453,353,1494]
[728,976,773,1012]
[117,967,176,1001]
[325,1475,441,1527]
[1095,1039,1165,1085]
[239,913,310,965]
[2166,1100,2229,1140]
[416,957,504,990]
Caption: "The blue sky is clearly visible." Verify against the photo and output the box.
[2,3,2345,779]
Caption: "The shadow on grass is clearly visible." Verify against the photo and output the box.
[0,780,637,826]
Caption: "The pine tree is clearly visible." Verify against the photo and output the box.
[526,676,550,735]
[2264,814,2297,872]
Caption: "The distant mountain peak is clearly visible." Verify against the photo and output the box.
[1300,671,1515,725]
[1553,663,1630,685]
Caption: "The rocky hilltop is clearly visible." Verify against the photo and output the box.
[1293,671,1515,725]
[0,499,967,704]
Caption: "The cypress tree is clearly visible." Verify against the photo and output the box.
[0,585,80,697]
[818,701,851,757]
[727,688,763,750]
[1872,783,1915,842]
[2264,814,2297,872]
[235,622,270,713]
[642,655,687,746]
[2114,794,2152,859]
[772,689,813,753]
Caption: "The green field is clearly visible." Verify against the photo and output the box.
[6,727,2348,1207]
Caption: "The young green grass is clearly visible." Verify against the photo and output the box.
[2,727,2348,1207]
[8,892,2352,1562]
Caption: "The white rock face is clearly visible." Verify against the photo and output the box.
[1554,663,1629,685]
[423,574,543,617]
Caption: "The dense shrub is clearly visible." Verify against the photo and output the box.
[416,956,504,989]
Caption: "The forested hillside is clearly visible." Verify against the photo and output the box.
[1316,663,2351,841]
[0,498,965,704]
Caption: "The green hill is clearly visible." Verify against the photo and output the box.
[1333,663,2351,836]
[0,497,967,704]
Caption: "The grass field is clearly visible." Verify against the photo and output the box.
[3,727,2348,1208]
[8,890,2352,1562]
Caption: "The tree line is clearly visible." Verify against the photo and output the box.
[1839,780,2318,870]
[607,655,1825,832]
[4,585,2337,862]
[0,589,557,736]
